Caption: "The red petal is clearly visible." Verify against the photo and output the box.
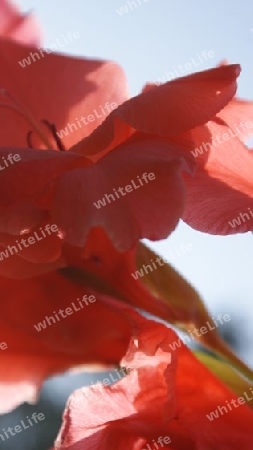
[183,118,253,234]
[52,138,192,250]
[218,97,253,142]
[71,64,241,160]
[0,147,86,208]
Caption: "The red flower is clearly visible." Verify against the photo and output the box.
[54,309,253,450]
[0,34,240,275]
[1,232,250,414]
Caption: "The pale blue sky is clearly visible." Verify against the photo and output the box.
[17,0,253,364]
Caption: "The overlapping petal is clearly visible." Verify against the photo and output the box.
[183,118,253,234]
[0,147,87,210]
[71,64,241,160]
[51,137,194,250]
[218,97,253,142]
[54,310,253,450]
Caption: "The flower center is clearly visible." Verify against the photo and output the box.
[0,89,65,151]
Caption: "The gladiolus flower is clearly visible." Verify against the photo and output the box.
[0,34,241,272]
[1,233,250,415]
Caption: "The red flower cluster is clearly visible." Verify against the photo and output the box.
[0,0,253,448]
